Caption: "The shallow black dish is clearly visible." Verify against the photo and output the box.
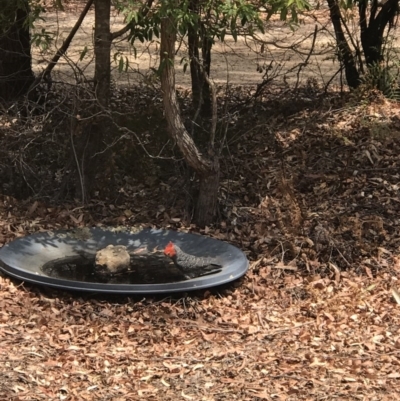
[0,227,249,294]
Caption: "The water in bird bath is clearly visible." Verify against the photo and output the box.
[41,253,187,284]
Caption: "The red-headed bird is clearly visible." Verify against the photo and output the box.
[164,241,222,279]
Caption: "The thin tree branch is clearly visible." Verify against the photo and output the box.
[28,0,94,93]
[339,11,364,72]
[110,22,132,41]
[110,0,154,40]
[294,25,318,90]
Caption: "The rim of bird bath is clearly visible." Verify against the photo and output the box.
[0,227,249,294]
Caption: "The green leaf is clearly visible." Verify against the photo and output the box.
[232,29,238,42]
[220,29,226,41]
[79,46,88,61]
[280,7,287,21]
[119,57,124,72]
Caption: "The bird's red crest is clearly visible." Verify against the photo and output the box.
[164,241,176,257]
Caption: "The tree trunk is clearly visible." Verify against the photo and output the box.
[195,159,220,227]
[200,34,212,116]
[72,0,111,202]
[188,8,202,112]
[94,0,111,107]
[326,0,360,88]
[0,2,34,101]
[359,0,399,66]
[188,0,212,118]
[160,15,219,227]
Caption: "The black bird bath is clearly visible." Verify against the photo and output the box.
[0,227,249,294]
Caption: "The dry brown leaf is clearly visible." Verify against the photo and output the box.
[391,287,400,305]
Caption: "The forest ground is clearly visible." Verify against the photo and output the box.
[1,2,400,401]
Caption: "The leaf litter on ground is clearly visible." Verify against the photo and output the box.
[1,88,400,399]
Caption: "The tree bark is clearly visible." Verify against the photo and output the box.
[0,1,34,101]
[200,34,212,115]
[359,0,399,66]
[326,0,360,88]
[188,16,202,112]
[195,158,220,227]
[71,0,111,202]
[160,15,219,227]
[188,0,212,118]
[94,0,111,107]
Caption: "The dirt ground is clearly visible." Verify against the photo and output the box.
[32,3,343,89]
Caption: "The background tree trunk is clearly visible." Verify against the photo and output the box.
[160,15,219,227]
[72,0,112,202]
[359,0,399,66]
[188,10,202,111]
[188,0,212,119]
[200,34,212,115]
[327,0,360,88]
[94,0,111,108]
[194,158,220,227]
[0,1,34,101]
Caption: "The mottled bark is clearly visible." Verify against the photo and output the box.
[160,16,219,227]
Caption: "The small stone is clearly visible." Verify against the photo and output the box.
[95,245,130,275]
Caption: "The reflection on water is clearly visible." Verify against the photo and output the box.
[41,253,186,284]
